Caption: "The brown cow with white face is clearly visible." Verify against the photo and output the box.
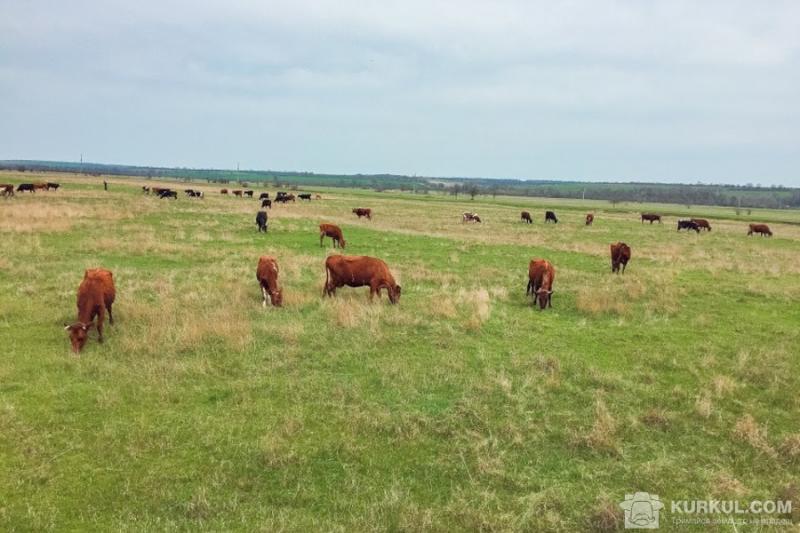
[527,259,555,309]
[610,242,631,274]
[256,256,283,307]
[586,213,594,226]
[324,255,401,304]
[64,268,116,353]
[319,223,346,248]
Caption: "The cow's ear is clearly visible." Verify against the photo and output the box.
[64,323,71,331]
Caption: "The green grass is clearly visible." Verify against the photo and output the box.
[1,172,799,531]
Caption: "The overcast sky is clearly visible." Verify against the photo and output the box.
[1,1,799,185]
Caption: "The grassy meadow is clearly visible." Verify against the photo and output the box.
[1,171,799,531]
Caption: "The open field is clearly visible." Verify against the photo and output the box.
[1,172,799,531]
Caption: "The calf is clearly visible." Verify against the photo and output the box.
[46,182,60,191]
[585,213,594,226]
[244,190,254,197]
[315,194,322,200]
[158,189,177,199]
[641,213,661,224]
[545,211,558,223]
[691,218,711,231]
[261,199,272,209]
[232,190,243,197]
[320,223,346,248]
[610,242,631,274]
[748,223,772,237]
[521,211,532,224]
[16,183,35,193]
[142,186,151,194]
[64,268,116,353]
[462,212,481,223]
[324,255,401,304]
[220,188,229,195]
[33,182,48,191]
[259,192,270,200]
[353,208,372,220]
[527,259,555,309]
[677,220,700,233]
[256,256,283,307]
[0,184,14,197]
[256,210,268,232]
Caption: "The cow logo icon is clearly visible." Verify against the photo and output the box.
[619,492,664,529]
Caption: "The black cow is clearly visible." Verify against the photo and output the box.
[46,182,60,191]
[158,189,177,199]
[259,192,270,200]
[298,193,312,201]
[545,211,558,223]
[244,190,254,198]
[256,211,268,232]
[677,220,700,233]
[17,183,35,193]
[261,199,272,209]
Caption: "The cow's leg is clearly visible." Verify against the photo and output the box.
[320,233,324,247]
[261,285,269,308]
[106,301,114,325]
[96,308,105,342]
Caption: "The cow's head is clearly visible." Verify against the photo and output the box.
[339,238,346,249]
[535,288,552,309]
[271,288,283,307]
[389,285,402,304]
[64,322,93,353]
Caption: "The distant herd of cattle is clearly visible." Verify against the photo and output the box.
[0,180,779,351]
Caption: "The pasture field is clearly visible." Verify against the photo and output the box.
[1,172,799,531]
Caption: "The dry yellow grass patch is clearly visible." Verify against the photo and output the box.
[710,472,748,498]
[695,394,713,418]
[116,275,252,356]
[458,288,492,330]
[711,375,738,397]
[733,414,777,458]
[778,433,800,463]
[573,398,619,454]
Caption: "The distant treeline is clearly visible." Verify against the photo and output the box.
[2,160,799,209]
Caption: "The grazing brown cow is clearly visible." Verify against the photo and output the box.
[324,255,401,304]
[256,256,283,307]
[521,211,532,224]
[610,242,631,274]
[691,218,711,231]
[586,213,594,226]
[527,259,555,309]
[320,223,346,248]
[0,184,14,197]
[462,212,482,223]
[315,194,322,200]
[151,187,168,196]
[64,268,116,353]
[220,188,228,195]
[353,208,372,220]
[233,190,243,197]
[641,213,662,224]
[33,182,48,191]
[748,223,772,237]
